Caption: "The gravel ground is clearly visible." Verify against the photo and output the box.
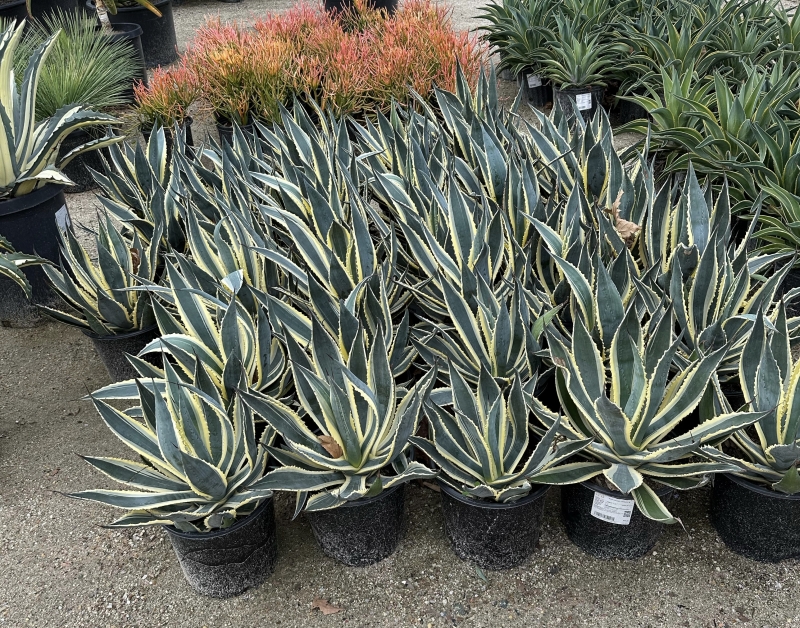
[2,1,800,627]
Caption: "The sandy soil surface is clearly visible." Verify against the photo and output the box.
[1,1,799,627]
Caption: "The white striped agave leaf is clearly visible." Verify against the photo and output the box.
[39,214,157,335]
[0,235,51,299]
[132,264,291,403]
[0,21,122,199]
[533,299,766,523]
[263,270,415,380]
[410,367,604,503]
[412,274,556,389]
[701,304,800,494]
[92,127,187,253]
[69,360,276,532]
[239,316,437,514]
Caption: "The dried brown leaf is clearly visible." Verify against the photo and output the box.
[318,435,343,459]
[312,598,341,615]
[609,190,640,244]
[130,248,141,275]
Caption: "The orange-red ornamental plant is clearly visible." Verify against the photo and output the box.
[180,0,482,125]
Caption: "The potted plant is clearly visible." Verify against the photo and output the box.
[0,21,121,326]
[535,17,627,119]
[135,60,199,151]
[240,317,437,567]
[411,368,603,570]
[86,0,175,68]
[22,10,140,192]
[69,363,279,598]
[533,298,765,559]
[40,215,159,382]
[702,305,800,562]
[0,236,50,298]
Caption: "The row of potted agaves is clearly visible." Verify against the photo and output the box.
[1,24,799,600]
[64,99,800,599]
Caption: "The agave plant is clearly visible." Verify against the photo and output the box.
[702,306,800,494]
[40,215,158,336]
[240,316,437,514]
[410,367,604,502]
[0,21,121,199]
[69,359,276,532]
[133,264,291,403]
[0,236,50,298]
[533,298,765,523]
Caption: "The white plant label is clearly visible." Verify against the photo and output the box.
[526,74,543,88]
[55,205,70,231]
[590,492,633,525]
[576,92,593,111]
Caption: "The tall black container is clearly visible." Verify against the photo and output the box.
[561,481,673,559]
[88,0,176,67]
[554,85,606,121]
[305,483,406,566]
[0,0,30,22]
[84,324,160,382]
[164,498,278,598]
[108,22,146,99]
[439,482,548,570]
[516,70,551,108]
[710,473,800,562]
[0,184,68,326]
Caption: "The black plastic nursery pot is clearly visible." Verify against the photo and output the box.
[305,483,406,567]
[710,473,800,562]
[30,0,83,20]
[0,0,29,23]
[614,98,648,124]
[89,0,177,68]
[57,128,106,194]
[216,121,254,147]
[164,498,278,598]
[779,268,800,318]
[439,481,549,570]
[0,183,68,327]
[108,22,147,100]
[561,481,674,559]
[325,0,398,14]
[516,70,551,108]
[83,324,160,382]
[553,85,606,121]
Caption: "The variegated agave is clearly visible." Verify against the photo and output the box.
[534,295,765,523]
[139,265,290,403]
[702,305,800,494]
[410,367,604,502]
[0,236,50,299]
[412,274,555,388]
[40,215,158,335]
[70,360,276,532]
[93,128,188,254]
[0,21,121,199]
[240,316,436,514]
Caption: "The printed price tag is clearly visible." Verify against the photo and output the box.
[55,205,71,231]
[590,492,633,525]
[526,74,543,88]
[576,92,593,111]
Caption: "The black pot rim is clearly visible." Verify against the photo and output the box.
[1,0,26,7]
[0,183,64,219]
[579,478,672,499]
[554,85,604,95]
[721,472,800,501]
[438,478,548,509]
[81,322,158,341]
[109,21,144,38]
[163,496,272,539]
[335,480,403,509]
[87,0,170,11]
